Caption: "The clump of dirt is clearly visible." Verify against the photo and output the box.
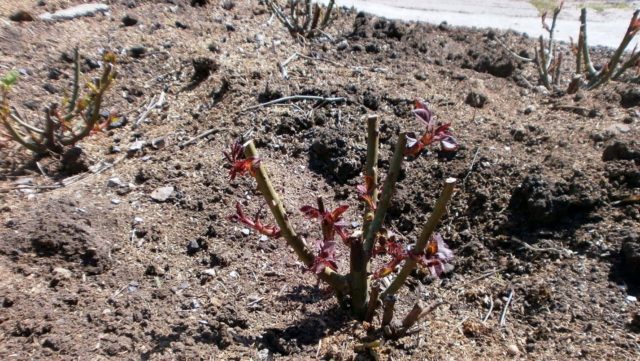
[508,172,604,228]
[1,198,115,274]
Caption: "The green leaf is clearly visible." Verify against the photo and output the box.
[1,70,19,87]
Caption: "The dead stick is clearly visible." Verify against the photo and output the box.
[499,289,514,327]
[242,95,345,111]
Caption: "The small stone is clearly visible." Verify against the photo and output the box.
[43,83,58,94]
[48,68,62,80]
[465,90,488,108]
[524,105,536,114]
[129,45,146,58]
[506,344,520,356]
[208,42,220,53]
[150,186,174,202]
[151,137,165,150]
[365,43,380,53]
[53,267,73,279]
[85,58,100,70]
[336,40,348,51]
[111,199,121,205]
[229,270,239,279]
[623,116,635,124]
[202,268,216,277]
[186,239,200,254]
[175,21,188,29]
[109,145,121,154]
[511,125,526,142]
[627,295,637,302]
[607,123,631,134]
[9,10,34,22]
[128,140,146,155]
[133,217,143,225]
[414,73,427,81]
[241,228,251,236]
[122,15,138,26]
[225,23,236,31]
[107,177,125,188]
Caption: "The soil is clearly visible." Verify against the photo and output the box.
[0,0,639,360]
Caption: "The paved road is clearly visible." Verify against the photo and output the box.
[318,0,640,48]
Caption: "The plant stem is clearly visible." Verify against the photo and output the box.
[351,115,381,319]
[365,284,381,322]
[381,177,456,299]
[243,141,348,296]
[363,115,379,237]
[381,295,396,326]
[363,133,406,254]
[588,9,640,89]
[580,8,597,78]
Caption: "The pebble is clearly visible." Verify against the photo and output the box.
[9,10,34,22]
[53,267,73,279]
[336,40,349,51]
[506,344,520,356]
[107,177,125,188]
[241,228,251,236]
[128,140,146,155]
[111,198,121,205]
[229,270,239,279]
[524,105,536,114]
[150,186,174,202]
[627,295,637,302]
[122,14,138,26]
[186,239,200,254]
[465,90,488,108]
[129,45,146,58]
[202,269,216,277]
[151,137,166,150]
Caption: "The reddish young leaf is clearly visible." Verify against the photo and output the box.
[224,138,261,180]
[405,100,459,156]
[413,233,454,277]
[301,203,349,274]
[228,158,260,180]
[228,203,281,238]
[357,175,377,210]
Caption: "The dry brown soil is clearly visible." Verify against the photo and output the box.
[0,0,639,360]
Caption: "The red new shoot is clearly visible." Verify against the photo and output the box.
[228,203,281,238]
[373,230,453,279]
[301,203,350,273]
[405,100,459,157]
[224,138,260,180]
[357,175,377,211]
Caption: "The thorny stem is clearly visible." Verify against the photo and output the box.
[65,47,81,118]
[579,8,597,78]
[537,35,552,89]
[613,49,640,80]
[363,115,379,236]
[320,0,335,29]
[363,133,407,254]
[381,178,457,299]
[381,295,396,326]
[588,9,640,89]
[365,284,381,322]
[401,301,424,329]
[351,115,380,320]
[243,141,349,297]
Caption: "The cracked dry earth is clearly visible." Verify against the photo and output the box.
[0,0,639,360]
